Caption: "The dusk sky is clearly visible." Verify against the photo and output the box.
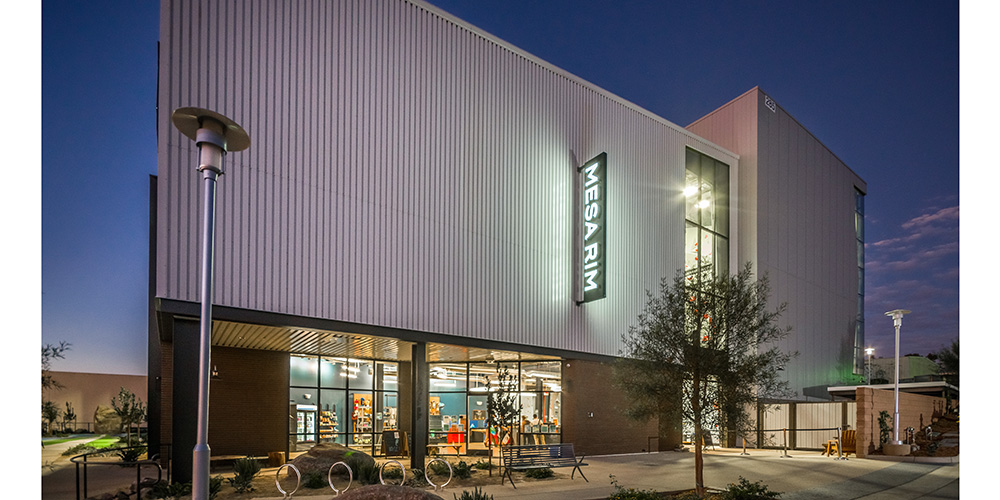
[37,1,970,378]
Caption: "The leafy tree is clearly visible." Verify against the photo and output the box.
[613,263,794,498]
[486,363,521,477]
[42,341,71,391]
[111,387,147,445]
[936,339,958,387]
[42,401,61,435]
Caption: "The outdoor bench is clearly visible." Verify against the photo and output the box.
[501,443,588,488]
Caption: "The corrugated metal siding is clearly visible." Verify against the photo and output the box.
[687,88,866,399]
[157,0,738,357]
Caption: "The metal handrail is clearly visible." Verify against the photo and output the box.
[70,445,163,500]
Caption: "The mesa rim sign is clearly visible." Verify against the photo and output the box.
[578,152,607,304]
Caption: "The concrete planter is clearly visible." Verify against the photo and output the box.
[883,443,911,456]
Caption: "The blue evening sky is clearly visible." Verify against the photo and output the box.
[34,1,979,378]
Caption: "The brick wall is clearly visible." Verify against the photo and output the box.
[207,347,289,456]
[158,344,288,458]
[855,388,950,457]
[562,359,662,456]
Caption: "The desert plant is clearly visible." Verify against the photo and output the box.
[454,487,494,500]
[721,476,781,499]
[356,461,381,485]
[303,471,328,489]
[608,474,661,500]
[227,456,262,493]
[452,460,472,479]
[408,467,428,487]
[525,467,554,479]
[146,480,191,499]
[117,444,147,464]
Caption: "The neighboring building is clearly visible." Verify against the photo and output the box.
[43,371,147,432]
[869,355,941,384]
[149,0,865,482]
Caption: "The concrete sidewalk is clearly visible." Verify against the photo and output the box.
[247,448,957,500]
[42,447,958,499]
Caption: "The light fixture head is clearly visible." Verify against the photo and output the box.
[884,309,911,327]
[171,107,251,152]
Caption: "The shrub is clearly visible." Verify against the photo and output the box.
[209,475,224,500]
[227,456,262,493]
[356,461,382,485]
[117,445,147,464]
[146,480,191,499]
[303,471,328,489]
[608,474,661,500]
[454,487,494,500]
[721,476,781,499]
[472,459,493,470]
[525,467,554,479]
[429,459,471,479]
[453,460,473,479]
[62,443,97,456]
[408,467,428,487]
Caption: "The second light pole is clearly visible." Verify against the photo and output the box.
[884,309,910,445]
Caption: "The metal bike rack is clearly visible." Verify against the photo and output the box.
[424,458,454,491]
[275,463,301,499]
[780,428,792,458]
[835,428,847,460]
[327,461,353,496]
[379,460,406,486]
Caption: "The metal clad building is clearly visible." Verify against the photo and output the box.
[151,0,864,479]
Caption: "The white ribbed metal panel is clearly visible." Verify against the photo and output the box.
[156,0,738,357]
[688,88,867,399]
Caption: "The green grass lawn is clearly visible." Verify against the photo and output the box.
[42,435,102,447]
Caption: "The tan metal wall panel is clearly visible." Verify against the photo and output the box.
[157,0,738,357]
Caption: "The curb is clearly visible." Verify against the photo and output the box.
[862,454,958,464]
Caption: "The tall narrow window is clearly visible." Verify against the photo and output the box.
[684,148,730,286]
[854,190,866,375]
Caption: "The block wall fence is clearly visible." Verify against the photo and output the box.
[855,387,955,458]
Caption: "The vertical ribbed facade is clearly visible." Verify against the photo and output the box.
[156,0,739,358]
[688,88,867,399]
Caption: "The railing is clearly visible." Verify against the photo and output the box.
[69,444,171,500]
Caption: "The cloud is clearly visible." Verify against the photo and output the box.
[901,205,959,231]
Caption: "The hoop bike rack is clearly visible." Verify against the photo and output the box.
[424,457,454,491]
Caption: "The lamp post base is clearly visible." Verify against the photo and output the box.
[883,443,911,456]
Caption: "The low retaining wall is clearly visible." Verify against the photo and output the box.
[855,388,952,458]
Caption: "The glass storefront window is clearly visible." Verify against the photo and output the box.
[430,363,468,391]
[377,362,398,391]
[320,357,348,388]
[319,389,347,445]
[290,354,318,387]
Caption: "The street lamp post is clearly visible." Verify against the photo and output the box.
[884,309,910,445]
[171,107,250,500]
[864,347,874,384]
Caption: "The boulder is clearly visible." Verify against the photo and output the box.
[288,443,375,477]
[337,484,444,500]
[93,405,121,434]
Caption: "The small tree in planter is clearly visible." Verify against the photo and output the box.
[111,387,147,445]
[487,363,521,478]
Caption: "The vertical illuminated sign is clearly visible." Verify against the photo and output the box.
[578,152,607,304]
